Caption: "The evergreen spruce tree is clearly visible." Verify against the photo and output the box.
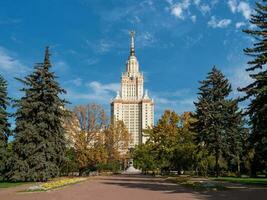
[0,75,10,180]
[239,0,267,176]
[8,47,67,181]
[193,67,232,177]
[224,100,245,176]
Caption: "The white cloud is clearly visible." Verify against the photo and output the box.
[98,40,113,53]
[199,4,211,15]
[86,39,115,54]
[208,16,232,28]
[228,0,252,20]
[66,81,120,104]
[65,78,83,87]
[232,68,252,89]
[155,96,176,105]
[87,81,120,93]
[155,88,192,98]
[72,78,83,87]
[66,90,107,102]
[52,60,70,73]
[211,0,219,6]
[85,58,99,66]
[166,0,173,5]
[191,15,197,22]
[137,32,156,47]
[171,5,183,18]
[235,21,246,28]
[0,46,31,99]
[168,0,218,20]
[226,66,252,97]
[249,23,257,30]
[169,0,191,19]
[55,60,68,68]
[228,0,238,13]
[238,2,252,20]
[193,0,201,6]
[0,46,27,72]
[181,0,191,8]
[153,94,195,117]
[185,34,203,47]
[151,89,196,118]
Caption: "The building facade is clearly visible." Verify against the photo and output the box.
[111,32,154,147]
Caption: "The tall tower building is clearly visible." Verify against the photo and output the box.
[111,31,154,147]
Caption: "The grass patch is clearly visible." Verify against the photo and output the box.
[213,177,267,186]
[166,176,226,191]
[0,182,28,188]
[166,176,190,184]
[181,181,226,191]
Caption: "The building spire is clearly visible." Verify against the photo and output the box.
[130,31,135,56]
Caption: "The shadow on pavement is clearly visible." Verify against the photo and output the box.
[101,175,267,200]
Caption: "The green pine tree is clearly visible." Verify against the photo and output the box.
[224,100,245,176]
[239,0,267,176]
[193,66,232,177]
[7,47,67,182]
[0,74,10,180]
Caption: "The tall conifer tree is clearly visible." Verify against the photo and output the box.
[0,75,10,179]
[8,47,67,181]
[193,67,233,177]
[239,0,267,176]
[224,100,245,176]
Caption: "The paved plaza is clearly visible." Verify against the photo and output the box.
[0,175,266,200]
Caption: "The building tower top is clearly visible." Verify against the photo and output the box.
[111,32,154,147]
[126,30,139,76]
[130,31,135,56]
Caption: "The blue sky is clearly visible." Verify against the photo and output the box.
[0,0,255,120]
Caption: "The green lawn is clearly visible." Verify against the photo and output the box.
[0,182,28,188]
[213,177,267,186]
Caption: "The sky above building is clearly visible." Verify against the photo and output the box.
[0,0,255,120]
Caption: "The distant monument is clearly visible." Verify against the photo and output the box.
[122,158,141,175]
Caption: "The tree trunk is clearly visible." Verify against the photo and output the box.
[215,151,219,177]
[237,156,241,177]
[250,160,257,178]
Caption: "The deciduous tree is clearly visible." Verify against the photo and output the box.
[63,104,108,173]
[146,110,180,172]
[133,143,156,174]
[105,120,131,163]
